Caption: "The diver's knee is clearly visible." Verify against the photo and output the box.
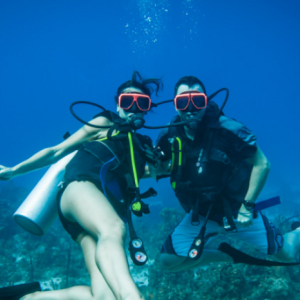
[275,230,300,262]
[99,221,127,242]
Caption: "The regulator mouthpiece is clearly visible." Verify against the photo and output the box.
[186,120,198,130]
[128,115,145,129]
[185,116,199,130]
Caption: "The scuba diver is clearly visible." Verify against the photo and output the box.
[147,75,300,272]
[0,71,162,300]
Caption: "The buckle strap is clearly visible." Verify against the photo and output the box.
[191,198,200,226]
[131,199,150,217]
[140,187,157,199]
[222,198,237,231]
[191,190,219,226]
[188,202,215,260]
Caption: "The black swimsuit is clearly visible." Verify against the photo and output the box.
[57,111,149,240]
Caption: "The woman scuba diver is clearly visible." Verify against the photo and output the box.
[0,71,163,300]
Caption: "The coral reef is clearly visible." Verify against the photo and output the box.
[1,182,300,299]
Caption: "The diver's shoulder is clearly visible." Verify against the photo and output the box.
[91,115,113,127]
[93,110,120,122]
[218,115,256,143]
[218,115,247,131]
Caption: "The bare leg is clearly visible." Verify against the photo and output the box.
[274,228,300,262]
[21,233,116,300]
[60,181,144,300]
[21,286,98,300]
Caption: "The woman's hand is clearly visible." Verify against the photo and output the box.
[0,165,15,181]
[236,204,253,228]
[143,144,171,181]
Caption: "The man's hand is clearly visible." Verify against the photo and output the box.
[237,204,253,228]
[144,144,159,162]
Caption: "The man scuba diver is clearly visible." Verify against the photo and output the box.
[148,75,300,272]
[0,71,162,300]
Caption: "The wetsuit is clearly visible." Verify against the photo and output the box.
[156,101,283,257]
[57,111,151,240]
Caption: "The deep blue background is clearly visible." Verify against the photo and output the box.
[0,0,299,214]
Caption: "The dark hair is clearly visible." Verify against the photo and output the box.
[114,71,163,104]
[174,76,206,95]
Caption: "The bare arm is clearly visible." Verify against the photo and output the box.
[237,145,271,227]
[244,145,271,203]
[0,116,112,180]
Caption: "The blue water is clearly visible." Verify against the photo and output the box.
[0,0,299,207]
[1,0,300,215]
[1,0,300,296]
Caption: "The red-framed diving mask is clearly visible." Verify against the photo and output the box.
[118,93,152,112]
[174,92,207,111]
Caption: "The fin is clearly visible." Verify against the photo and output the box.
[0,282,41,300]
[218,242,300,267]
[291,221,300,231]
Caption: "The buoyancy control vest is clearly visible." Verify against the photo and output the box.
[65,110,152,191]
[65,110,156,265]
[164,105,247,220]
[157,109,245,259]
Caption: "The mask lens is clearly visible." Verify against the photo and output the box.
[137,96,150,110]
[192,95,206,109]
[176,96,189,110]
[120,95,134,109]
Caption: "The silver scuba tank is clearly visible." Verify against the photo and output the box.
[13,151,77,235]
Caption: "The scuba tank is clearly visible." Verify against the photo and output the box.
[13,152,77,235]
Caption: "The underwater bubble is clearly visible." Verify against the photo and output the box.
[123,0,170,52]
[123,0,201,53]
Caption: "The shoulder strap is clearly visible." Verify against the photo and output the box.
[93,110,121,122]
